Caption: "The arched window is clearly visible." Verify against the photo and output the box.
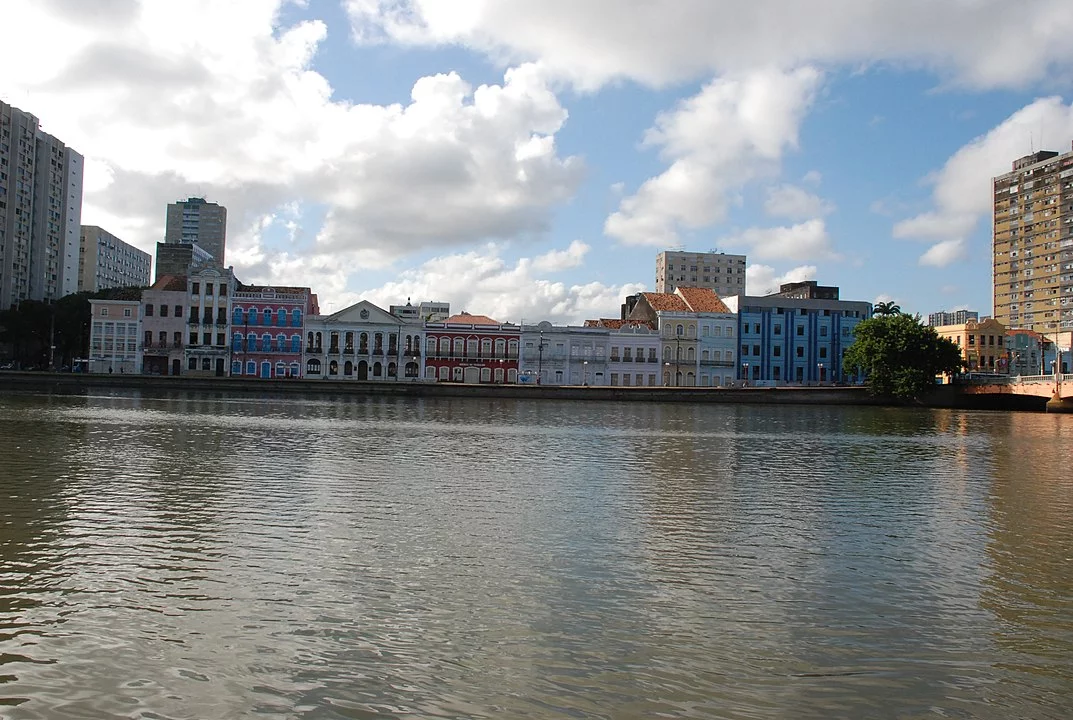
[406,362,418,377]
[307,331,314,349]
[277,334,286,352]
[467,339,478,357]
[374,333,383,354]
[687,371,695,386]
[453,338,464,356]
[426,336,436,355]
[232,307,243,325]
[495,339,505,357]
[246,308,257,326]
[676,324,684,336]
[480,367,491,383]
[291,335,300,353]
[664,344,672,360]
[329,360,338,375]
[232,334,242,351]
[344,332,354,352]
[387,362,397,377]
[687,347,695,361]
[201,358,211,371]
[289,362,300,378]
[437,366,449,380]
[329,331,339,352]
[261,333,271,351]
[507,368,518,383]
[231,360,241,375]
[344,361,353,376]
[263,308,272,325]
[359,332,369,353]
[481,339,492,356]
[306,358,321,374]
[452,367,463,382]
[291,309,301,327]
[508,339,518,358]
[275,361,286,377]
[277,309,286,326]
[439,337,450,356]
[315,332,322,349]
[426,366,437,380]
[373,362,382,377]
[494,368,504,383]
[247,360,257,375]
[247,332,257,350]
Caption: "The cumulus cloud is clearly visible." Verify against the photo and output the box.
[722,219,839,262]
[0,0,583,292]
[345,0,1073,90]
[746,264,817,296]
[604,67,821,246]
[893,96,1073,266]
[531,240,590,272]
[764,184,835,220]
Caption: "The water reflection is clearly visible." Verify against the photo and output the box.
[0,391,1070,719]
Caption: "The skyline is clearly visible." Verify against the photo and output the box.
[3,1,1073,322]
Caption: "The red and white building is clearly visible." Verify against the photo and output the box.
[424,312,520,383]
[230,285,319,379]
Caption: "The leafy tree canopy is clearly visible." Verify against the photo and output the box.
[844,313,964,401]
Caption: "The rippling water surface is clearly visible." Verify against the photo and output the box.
[1,390,1072,719]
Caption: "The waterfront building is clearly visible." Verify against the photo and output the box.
[723,282,871,385]
[0,101,84,310]
[927,309,979,327]
[992,143,1073,335]
[390,299,450,323]
[625,287,737,387]
[184,267,236,377]
[519,322,610,385]
[78,226,151,292]
[154,241,213,283]
[303,299,422,380]
[583,319,662,387]
[424,312,520,383]
[655,250,747,297]
[87,299,141,374]
[230,283,317,379]
[164,197,227,266]
[140,275,188,376]
[934,317,1008,374]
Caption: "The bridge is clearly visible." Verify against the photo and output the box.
[959,373,1073,412]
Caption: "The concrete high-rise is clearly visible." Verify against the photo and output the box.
[993,144,1073,335]
[655,250,746,297]
[78,226,152,292]
[164,197,227,265]
[0,101,84,310]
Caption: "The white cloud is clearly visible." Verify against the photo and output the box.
[723,219,838,262]
[531,240,590,272]
[604,67,821,246]
[893,96,1073,267]
[746,264,817,296]
[345,0,1073,90]
[0,1,583,295]
[802,170,823,186]
[764,184,835,220]
[919,239,968,267]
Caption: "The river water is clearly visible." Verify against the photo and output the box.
[0,390,1071,719]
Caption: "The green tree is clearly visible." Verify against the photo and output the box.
[873,301,902,317]
[844,313,964,401]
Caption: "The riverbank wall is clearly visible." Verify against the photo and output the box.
[0,371,1048,411]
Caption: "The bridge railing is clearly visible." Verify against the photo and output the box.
[1009,374,1055,383]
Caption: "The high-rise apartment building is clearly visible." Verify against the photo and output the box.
[993,144,1073,335]
[78,225,152,292]
[655,250,746,297]
[164,197,227,265]
[927,309,979,327]
[0,101,84,310]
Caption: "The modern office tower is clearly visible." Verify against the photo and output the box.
[390,299,451,323]
[164,197,227,266]
[993,143,1073,335]
[655,250,747,297]
[78,226,152,292]
[0,101,84,310]
[154,241,213,282]
[927,309,979,327]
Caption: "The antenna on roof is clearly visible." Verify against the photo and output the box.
[1030,131,1034,154]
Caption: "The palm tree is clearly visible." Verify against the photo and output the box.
[874,301,901,317]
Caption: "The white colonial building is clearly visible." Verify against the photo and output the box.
[303,300,422,380]
[519,322,610,385]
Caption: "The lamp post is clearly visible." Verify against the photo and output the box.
[675,334,681,387]
[664,361,671,386]
[537,330,547,385]
[818,362,824,385]
[742,361,749,387]
[583,360,589,386]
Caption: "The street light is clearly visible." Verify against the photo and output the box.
[583,360,589,386]
[537,330,547,385]
[742,361,749,387]
[817,362,825,385]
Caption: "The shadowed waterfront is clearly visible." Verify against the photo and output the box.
[1,391,1071,718]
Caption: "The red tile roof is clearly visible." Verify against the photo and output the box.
[445,312,501,325]
[150,274,187,292]
[676,286,731,313]
[585,318,655,330]
[641,292,690,312]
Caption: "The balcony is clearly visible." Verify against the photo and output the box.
[328,347,340,355]
[305,345,323,354]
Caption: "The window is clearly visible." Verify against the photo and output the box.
[217,333,225,346]
[741,344,749,356]
[796,346,804,358]
[145,304,154,317]
[773,324,781,335]
[820,347,828,359]
[774,346,781,357]
[123,308,132,317]
[189,332,198,345]
[206,283,213,296]
[202,333,211,345]
[188,358,197,370]
[219,284,227,297]
[175,305,182,317]
[753,323,761,334]
[173,332,182,347]
[192,282,200,294]
[160,305,168,318]
[144,330,152,346]
[820,326,828,337]
[796,325,804,336]
[202,358,211,371]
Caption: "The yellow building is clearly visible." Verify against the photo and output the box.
[934,317,1008,373]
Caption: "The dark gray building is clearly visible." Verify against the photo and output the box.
[154,242,213,283]
[164,197,227,266]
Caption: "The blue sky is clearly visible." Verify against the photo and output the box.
[4,0,1073,321]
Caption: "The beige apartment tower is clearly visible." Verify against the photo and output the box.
[164,197,227,266]
[655,250,746,297]
[993,144,1073,335]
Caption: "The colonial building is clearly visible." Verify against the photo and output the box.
[424,313,520,383]
[185,267,236,377]
[519,322,610,385]
[934,317,1008,374]
[723,282,871,385]
[140,275,188,376]
[625,287,737,386]
[230,283,317,379]
[583,319,661,387]
[303,299,422,380]
[88,299,141,374]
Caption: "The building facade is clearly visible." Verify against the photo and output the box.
[424,313,520,383]
[88,299,141,374]
[655,250,747,297]
[519,322,610,385]
[927,309,979,327]
[0,101,84,310]
[230,283,316,379]
[304,299,422,380]
[390,299,450,323]
[934,317,1008,374]
[582,319,662,387]
[185,267,236,377]
[140,275,188,376]
[154,241,213,283]
[724,285,871,385]
[164,197,227,266]
[78,225,151,292]
[992,144,1073,335]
